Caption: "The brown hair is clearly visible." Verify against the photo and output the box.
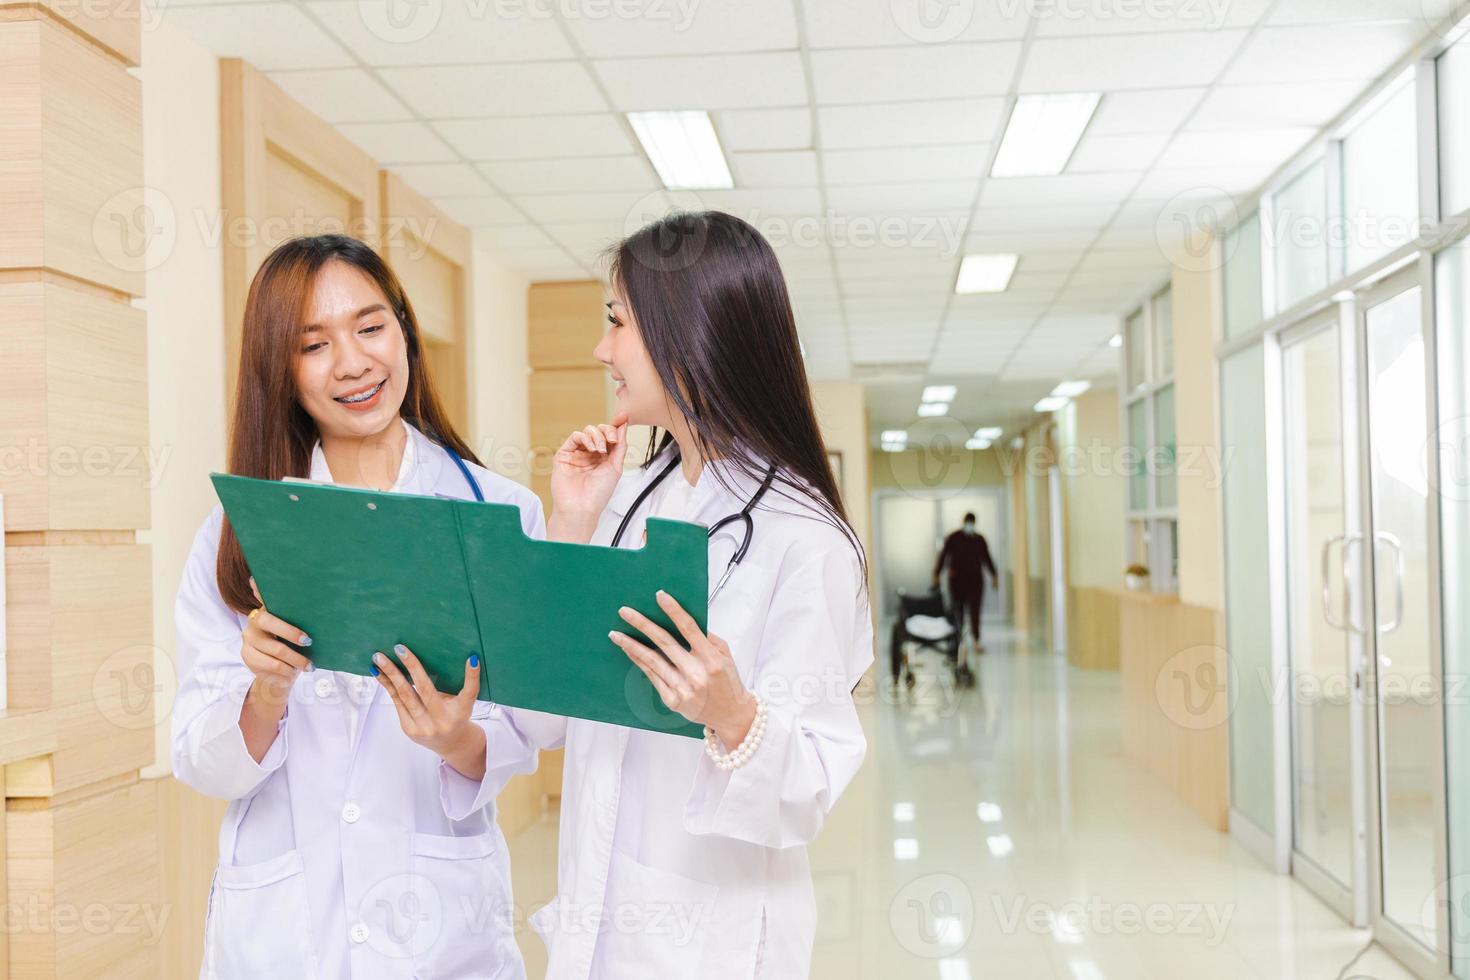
[215,234,479,613]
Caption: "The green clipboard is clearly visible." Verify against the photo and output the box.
[210,473,707,738]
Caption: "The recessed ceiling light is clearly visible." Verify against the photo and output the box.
[1051,380,1091,398]
[627,110,734,190]
[955,253,1019,294]
[881,429,908,442]
[922,384,957,403]
[1108,333,1122,348]
[1034,396,1068,413]
[990,92,1101,177]
[917,402,949,417]
[965,437,992,450]
[974,427,1003,440]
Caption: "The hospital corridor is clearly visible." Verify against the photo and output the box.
[6,0,1470,977]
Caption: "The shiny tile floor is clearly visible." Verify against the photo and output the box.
[506,624,1420,979]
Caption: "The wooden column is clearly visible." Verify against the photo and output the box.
[0,1,162,974]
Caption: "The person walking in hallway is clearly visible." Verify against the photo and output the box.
[932,513,998,656]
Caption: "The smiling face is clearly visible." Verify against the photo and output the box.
[594,286,674,429]
[293,259,410,441]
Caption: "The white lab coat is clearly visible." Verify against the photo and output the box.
[498,445,874,980]
[170,422,546,980]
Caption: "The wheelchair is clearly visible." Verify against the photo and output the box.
[889,586,975,690]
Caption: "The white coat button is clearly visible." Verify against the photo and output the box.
[314,676,334,698]
[350,922,370,944]
[342,802,361,823]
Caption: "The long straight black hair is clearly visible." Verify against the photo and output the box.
[608,210,865,577]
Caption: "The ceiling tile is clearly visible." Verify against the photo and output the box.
[1154,128,1316,169]
[810,43,1021,105]
[335,121,458,164]
[729,151,819,187]
[161,4,352,70]
[267,68,413,123]
[716,108,812,151]
[379,62,607,117]
[436,115,636,160]
[826,181,977,212]
[803,0,1029,47]
[818,98,1006,150]
[1033,0,1269,35]
[594,52,807,110]
[1266,0,1433,25]
[1187,79,1366,130]
[435,195,527,227]
[516,190,665,224]
[823,145,990,185]
[473,224,556,251]
[1220,23,1424,84]
[1019,31,1249,92]
[972,204,1117,232]
[305,0,573,65]
[559,0,798,56]
[978,173,1139,207]
[390,162,494,198]
[477,155,659,195]
[1067,132,1170,173]
[1088,88,1207,135]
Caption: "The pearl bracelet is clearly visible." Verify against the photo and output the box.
[703,696,768,771]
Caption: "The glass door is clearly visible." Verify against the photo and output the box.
[1358,268,1449,974]
[1280,314,1369,923]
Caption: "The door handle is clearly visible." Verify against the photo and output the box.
[1375,531,1405,633]
[1342,532,1364,635]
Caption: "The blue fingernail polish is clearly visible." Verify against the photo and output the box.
[393,643,408,656]
[469,655,479,668]
[370,664,379,676]
[299,634,312,647]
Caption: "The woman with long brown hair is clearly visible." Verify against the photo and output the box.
[170,234,542,979]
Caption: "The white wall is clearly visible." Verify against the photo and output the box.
[139,22,227,774]
[466,238,532,486]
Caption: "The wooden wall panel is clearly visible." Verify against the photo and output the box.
[0,280,150,533]
[528,280,605,369]
[0,19,142,296]
[153,777,226,980]
[379,171,470,433]
[8,779,161,978]
[0,0,142,66]
[1117,591,1228,831]
[1067,585,1120,670]
[219,58,381,403]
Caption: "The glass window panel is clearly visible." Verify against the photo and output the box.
[1224,210,1264,340]
[1271,160,1330,312]
[1128,399,1148,511]
[1342,72,1419,273]
[1125,309,1147,389]
[1441,36,1470,219]
[1222,343,1275,834]
[1435,238,1470,976]
[1154,384,1177,509]
[1152,288,1174,378]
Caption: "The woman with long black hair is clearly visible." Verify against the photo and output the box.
[170,235,543,978]
[506,210,873,978]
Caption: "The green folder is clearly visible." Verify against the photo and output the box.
[210,473,707,738]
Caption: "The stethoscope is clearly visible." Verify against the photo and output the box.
[610,453,778,601]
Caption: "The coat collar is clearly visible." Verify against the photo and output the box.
[307,420,449,497]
